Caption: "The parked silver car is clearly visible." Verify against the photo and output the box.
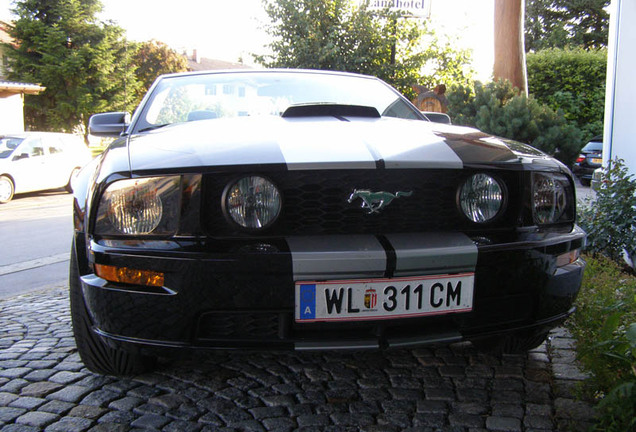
[0,132,92,203]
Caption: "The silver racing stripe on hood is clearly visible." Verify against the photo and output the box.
[278,118,378,170]
[368,119,464,169]
[279,117,464,170]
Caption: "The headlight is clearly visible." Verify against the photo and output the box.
[459,174,504,223]
[532,173,570,224]
[224,176,281,229]
[95,176,181,236]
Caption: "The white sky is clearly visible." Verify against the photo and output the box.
[0,0,494,81]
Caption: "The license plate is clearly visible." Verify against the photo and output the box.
[295,273,474,322]
[591,158,602,164]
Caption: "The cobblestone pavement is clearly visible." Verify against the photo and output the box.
[1,288,596,432]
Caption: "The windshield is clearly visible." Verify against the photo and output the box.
[581,140,603,152]
[135,71,421,132]
[0,137,25,159]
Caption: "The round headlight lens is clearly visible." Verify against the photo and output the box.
[226,176,282,229]
[533,173,567,224]
[459,174,504,223]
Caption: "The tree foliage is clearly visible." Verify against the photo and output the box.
[525,0,610,52]
[527,48,606,142]
[256,0,473,98]
[447,79,582,166]
[5,0,139,142]
[130,39,189,106]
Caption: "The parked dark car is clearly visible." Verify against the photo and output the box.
[572,136,603,186]
[71,70,586,375]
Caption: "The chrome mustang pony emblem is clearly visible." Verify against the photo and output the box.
[348,189,413,214]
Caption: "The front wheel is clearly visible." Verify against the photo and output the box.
[0,175,15,203]
[69,243,156,375]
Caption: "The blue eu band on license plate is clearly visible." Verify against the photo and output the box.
[295,273,474,323]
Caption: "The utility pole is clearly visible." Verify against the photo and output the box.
[493,0,527,94]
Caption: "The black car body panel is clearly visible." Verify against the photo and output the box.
[71,70,585,372]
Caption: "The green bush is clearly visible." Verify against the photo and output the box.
[447,80,583,166]
[527,48,607,142]
[567,256,636,432]
[578,158,636,268]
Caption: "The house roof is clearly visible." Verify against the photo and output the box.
[0,21,13,45]
[0,81,46,95]
[187,57,252,72]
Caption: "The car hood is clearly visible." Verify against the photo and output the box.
[127,115,559,173]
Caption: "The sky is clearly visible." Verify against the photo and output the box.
[0,0,494,81]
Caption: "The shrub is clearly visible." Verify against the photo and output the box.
[527,48,607,142]
[578,158,636,268]
[572,159,636,431]
[447,80,583,166]
[567,256,636,432]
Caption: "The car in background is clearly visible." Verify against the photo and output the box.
[71,69,585,375]
[0,132,92,203]
[572,136,603,186]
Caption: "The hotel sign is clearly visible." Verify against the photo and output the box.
[367,0,432,17]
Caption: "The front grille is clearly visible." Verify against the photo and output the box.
[202,169,522,237]
[197,311,282,340]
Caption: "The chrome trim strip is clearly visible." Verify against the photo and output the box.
[295,340,379,350]
[387,331,463,349]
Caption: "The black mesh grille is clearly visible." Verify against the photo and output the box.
[202,169,522,237]
[197,312,281,340]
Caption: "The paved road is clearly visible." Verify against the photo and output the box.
[0,288,596,432]
[0,191,73,299]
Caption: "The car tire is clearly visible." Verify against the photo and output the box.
[472,330,549,355]
[65,168,80,193]
[0,175,15,204]
[69,243,156,375]
[580,178,591,187]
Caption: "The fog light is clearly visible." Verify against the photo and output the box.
[459,174,504,223]
[95,264,164,287]
[225,176,282,229]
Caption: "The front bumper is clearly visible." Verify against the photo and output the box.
[77,227,586,355]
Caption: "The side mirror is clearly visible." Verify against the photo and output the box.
[421,111,452,124]
[89,112,131,137]
[12,153,29,161]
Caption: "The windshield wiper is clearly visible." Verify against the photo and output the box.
[138,124,171,133]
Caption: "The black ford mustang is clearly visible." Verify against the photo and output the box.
[71,69,585,375]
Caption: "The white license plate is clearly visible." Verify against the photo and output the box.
[295,273,474,323]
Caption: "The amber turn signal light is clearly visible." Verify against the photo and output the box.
[95,264,164,287]
[556,249,581,267]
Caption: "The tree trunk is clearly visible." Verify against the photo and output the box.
[494,0,527,94]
